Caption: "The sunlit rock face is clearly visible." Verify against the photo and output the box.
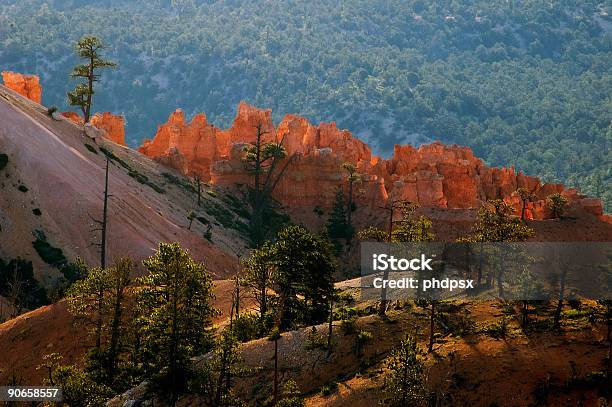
[61,111,84,125]
[139,102,604,220]
[91,112,126,146]
[1,71,42,103]
[139,109,220,179]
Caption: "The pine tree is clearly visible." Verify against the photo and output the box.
[381,337,425,407]
[66,258,132,387]
[326,188,353,241]
[277,379,305,407]
[244,226,336,330]
[392,203,435,243]
[469,200,534,298]
[357,226,388,242]
[136,242,217,405]
[515,269,544,328]
[67,36,117,123]
[189,329,244,407]
[187,209,196,230]
[270,226,336,328]
[242,122,291,246]
[358,203,435,244]
[547,193,568,219]
[342,162,360,230]
[67,267,111,355]
[242,242,274,331]
[90,157,111,269]
[357,202,435,318]
[38,353,113,407]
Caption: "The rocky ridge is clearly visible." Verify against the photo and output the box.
[2,72,126,146]
[3,72,604,222]
[139,102,606,221]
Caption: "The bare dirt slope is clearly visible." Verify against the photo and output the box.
[104,301,607,407]
[0,85,248,284]
[300,301,610,407]
[0,279,254,386]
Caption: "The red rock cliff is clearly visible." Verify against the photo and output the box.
[139,102,605,220]
[1,71,42,103]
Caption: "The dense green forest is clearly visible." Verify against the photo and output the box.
[0,0,610,209]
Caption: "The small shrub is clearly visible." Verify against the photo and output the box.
[204,200,249,237]
[319,381,338,396]
[532,378,550,405]
[338,291,355,305]
[161,172,196,193]
[354,330,372,356]
[233,312,261,342]
[32,208,42,216]
[583,370,607,385]
[127,170,165,194]
[203,226,212,242]
[17,184,28,192]
[84,143,98,154]
[32,230,68,268]
[59,258,88,285]
[304,326,327,350]
[499,301,516,315]
[147,181,165,194]
[128,169,148,183]
[339,316,358,335]
[47,106,58,116]
[438,311,476,337]
[313,206,324,216]
[0,154,8,170]
[99,146,130,170]
[562,308,590,319]
[482,317,511,339]
[277,380,304,407]
[334,306,361,321]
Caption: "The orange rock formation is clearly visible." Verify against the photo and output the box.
[61,111,84,125]
[1,71,42,103]
[140,102,605,220]
[60,111,125,145]
[90,112,126,146]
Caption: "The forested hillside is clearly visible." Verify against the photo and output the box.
[1,0,610,209]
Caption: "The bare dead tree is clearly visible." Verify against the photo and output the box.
[90,156,111,269]
[243,123,295,246]
[376,200,411,317]
[7,266,25,318]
